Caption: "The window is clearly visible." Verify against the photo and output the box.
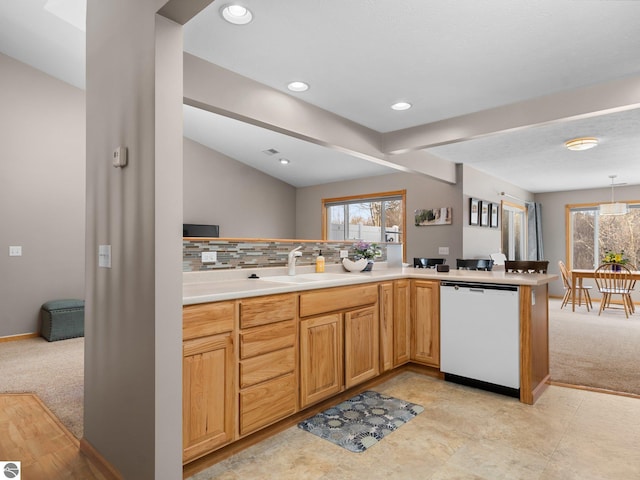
[567,202,640,269]
[322,190,405,251]
[501,201,527,261]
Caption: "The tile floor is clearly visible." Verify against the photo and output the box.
[189,372,640,480]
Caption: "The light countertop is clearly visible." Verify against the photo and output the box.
[183,264,558,305]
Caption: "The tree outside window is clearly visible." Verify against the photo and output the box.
[569,204,639,269]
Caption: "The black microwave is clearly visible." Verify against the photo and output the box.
[183,224,219,237]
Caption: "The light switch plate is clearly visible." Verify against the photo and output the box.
[98,245,112,268]
[202,251,217,263]
[438,247,449,255]
[9,246,22,256]
[339,250,349,258]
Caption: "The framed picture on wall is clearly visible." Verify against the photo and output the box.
[469,198,479,225]
[490,203,499,228]
[480,201,489,226]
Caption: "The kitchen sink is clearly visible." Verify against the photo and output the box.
[260,273,367,283]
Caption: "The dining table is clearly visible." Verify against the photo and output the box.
[571,268,640,312]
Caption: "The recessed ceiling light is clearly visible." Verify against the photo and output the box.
[279,158,290,165]
[391,102,412,111]
[220,4,253,25]
[565,137,599,151]
[287,81,309,92]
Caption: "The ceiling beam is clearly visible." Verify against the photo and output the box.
[157,0,215,25]
[382,75,640,154]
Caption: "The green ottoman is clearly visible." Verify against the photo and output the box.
[40,299,85,342]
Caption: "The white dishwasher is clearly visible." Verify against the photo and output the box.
[440,281,520,396]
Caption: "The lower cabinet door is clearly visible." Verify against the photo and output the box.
[239,373,297,436]
[345,305,379,388]
[300,313,344,408]
[183,332,235,463]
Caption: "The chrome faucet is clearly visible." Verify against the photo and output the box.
[287,246,303,276]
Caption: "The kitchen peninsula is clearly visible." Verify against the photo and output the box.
[182,265,556,471]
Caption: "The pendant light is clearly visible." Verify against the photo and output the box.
[599,175,628,215]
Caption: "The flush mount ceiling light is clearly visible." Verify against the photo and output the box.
[599,175,628,215]
[220,4,253,25]
[391,102,412,111]
[287,81,309,92]
[565,137,599,151]
[279,158,290,165]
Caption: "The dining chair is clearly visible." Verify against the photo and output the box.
[504,260,549,273]
[593,263,635,318]
[558,260,592,311]
[413,258,446,268]
[456,259,494,271]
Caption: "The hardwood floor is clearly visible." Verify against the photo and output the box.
[0,394,108,479]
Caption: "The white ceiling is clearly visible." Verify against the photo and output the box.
[2,0,640,191]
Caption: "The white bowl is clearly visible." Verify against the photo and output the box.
[342,258,368,272]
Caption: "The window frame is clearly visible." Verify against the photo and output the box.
[321,190,406,260]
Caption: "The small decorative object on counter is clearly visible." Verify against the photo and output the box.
[342,258,368,272]
[353,241,381,271]
[315,250,325,273]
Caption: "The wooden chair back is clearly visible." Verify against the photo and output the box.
[558,260,572,289]
[504,260,549,274]
[456,259,493,271]
[593,263,634,293]
[413,257,445,268]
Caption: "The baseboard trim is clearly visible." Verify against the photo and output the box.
[80,438,123,480]
[0,332,39,343]
[549,380,640,400]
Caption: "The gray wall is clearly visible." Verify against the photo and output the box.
[0,52,85,337]
[462,164,534,259]
[536,184,640,299]
[184,138,296,238]
[85,2,182,478]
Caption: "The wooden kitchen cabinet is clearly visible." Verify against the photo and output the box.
[182,301,236,463]
[410,279,440,367]
[379,282,394,372]
[238,294,298,436]
[345,305,379,388]
[300,313,344,408]
[379,280,411,371]
[394,279,411,366]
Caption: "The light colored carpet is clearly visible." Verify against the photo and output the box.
[0,336,84,438]
[548,298,640,395]
[0,299,637,442]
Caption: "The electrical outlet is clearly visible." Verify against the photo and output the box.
[339,249,349,258]
[9,246,22,256]
[438,247,449,255]
[202,251,217,263]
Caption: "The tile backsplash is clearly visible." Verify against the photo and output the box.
[183,239,388,272]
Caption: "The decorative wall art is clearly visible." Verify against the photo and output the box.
[469,198,479,226]
[480,201,489,226]
[415,207,452,226]
[490,203,499,228]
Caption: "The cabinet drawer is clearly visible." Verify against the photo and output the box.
[240,347,295,388]
[239,373,297,436]
[183,301,235,341]
[239,294,296,329]
[299,284,378,317]
[240,319,296,359]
